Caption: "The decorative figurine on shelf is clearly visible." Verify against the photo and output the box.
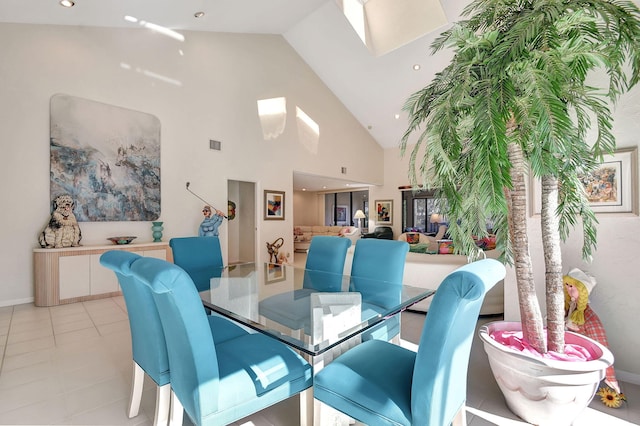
[564,268,626,408]
[199,205,224,237]
[39,194,82,248]
[266,237,284,264]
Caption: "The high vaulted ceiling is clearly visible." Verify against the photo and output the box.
[0,0,469,150]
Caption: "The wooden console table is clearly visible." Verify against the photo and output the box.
[33,242,172,307]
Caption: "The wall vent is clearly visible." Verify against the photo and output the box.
[209,139,222,150]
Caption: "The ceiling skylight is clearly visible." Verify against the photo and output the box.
[336,0,447,57]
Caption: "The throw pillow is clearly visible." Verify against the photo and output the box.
[406,233,420,244]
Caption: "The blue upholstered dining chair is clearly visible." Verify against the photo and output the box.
[129,256,313,426]
[169,236,224,291]
[350,238,409,342]
[314,258,506,426]
[100,250,248,426]
[258,235,352,333]
[305,235,352,275]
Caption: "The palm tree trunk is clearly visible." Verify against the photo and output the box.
[505,140,546,353]
[541,175,565,353]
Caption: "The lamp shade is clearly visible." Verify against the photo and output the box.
[354,210,366,219]
[429,213,441,224]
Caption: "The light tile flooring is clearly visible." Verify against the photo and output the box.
[0,293,638,425]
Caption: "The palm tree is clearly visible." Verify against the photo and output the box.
[401,0,640,354]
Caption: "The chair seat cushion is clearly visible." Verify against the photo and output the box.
[314,339,415,426]
[258,289,315,333]
[216,333,313,401]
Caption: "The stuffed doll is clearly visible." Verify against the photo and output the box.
[564,268,625,407]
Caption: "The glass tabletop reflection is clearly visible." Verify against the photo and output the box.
[198,262,434,356]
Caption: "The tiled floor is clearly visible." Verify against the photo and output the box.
[0,296,638,425]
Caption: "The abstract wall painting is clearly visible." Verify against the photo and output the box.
[49,94,161,221]
[264,190,285,220]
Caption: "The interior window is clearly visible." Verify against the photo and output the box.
[401,189,446,234]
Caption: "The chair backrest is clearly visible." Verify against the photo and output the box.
[351,239,409,283]
[170,236,224,291]
[305,235,352,275]
[130,256,221,422]
[99,250,170,386]
[411,258,505,425]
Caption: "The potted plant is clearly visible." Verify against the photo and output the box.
[400,0,640,424]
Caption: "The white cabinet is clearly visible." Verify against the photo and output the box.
[90,254,119,295]
[59,255,90,300]
[34,242,171,306]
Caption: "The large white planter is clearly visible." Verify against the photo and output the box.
[479,321,614,426]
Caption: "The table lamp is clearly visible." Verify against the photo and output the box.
[354,210,366,230]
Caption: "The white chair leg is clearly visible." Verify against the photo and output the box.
[127,361,144,418]
[154,383,171,426]
[299,388,313,426]
[169,389,184,426]
[452,403,467,426]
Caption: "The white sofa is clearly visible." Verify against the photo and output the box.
[342,247,503,315]
[293,225,360,252]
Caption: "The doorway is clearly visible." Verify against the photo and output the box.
[227,180,256,264]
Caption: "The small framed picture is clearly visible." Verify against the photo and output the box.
[264,190,285,220]
[374,200,393,225]
[265,263,286,284]
[335,205,348,225]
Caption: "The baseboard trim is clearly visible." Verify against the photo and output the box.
[0,297,34,308]
[617,370,640,386]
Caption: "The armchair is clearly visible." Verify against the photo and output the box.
[314,259,506,426]
[398,223,447,253]
[361,226,393,240]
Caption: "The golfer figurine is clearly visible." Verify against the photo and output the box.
[199,205,224,237]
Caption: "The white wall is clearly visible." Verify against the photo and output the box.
[0,23,383,305]
[293,191,320,225]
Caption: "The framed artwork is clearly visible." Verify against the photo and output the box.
[265,263,286,284]
[375,200,393,225]
[582,147,638,214]
[264,190,285,220]
[49,94,161,221]
[336,205,348,224]
[529,146,638,215]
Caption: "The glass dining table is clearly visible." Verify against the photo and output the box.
[198,261,435,357]
[198,261,436,425]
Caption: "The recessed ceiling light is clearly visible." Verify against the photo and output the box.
[413,64,421,71]
[59,0,75,7]
[194,11,205,18]
[394,113,400,119]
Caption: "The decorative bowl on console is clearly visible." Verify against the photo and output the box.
[107,236,137,245]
